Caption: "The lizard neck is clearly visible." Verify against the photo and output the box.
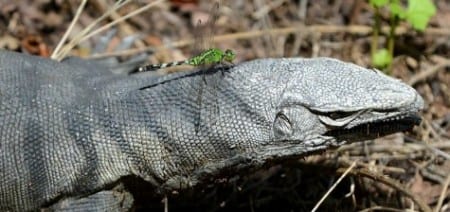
[108,70,274,188]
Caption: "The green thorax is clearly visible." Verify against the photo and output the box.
[187,48,235,66]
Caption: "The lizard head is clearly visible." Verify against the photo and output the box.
[226,57,424,160]
[148,57,423,189]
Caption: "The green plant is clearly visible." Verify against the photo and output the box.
[369,0,436,71]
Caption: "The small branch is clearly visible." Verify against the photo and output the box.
[87,25,450,59]
[54,0,131,60]
[434,173,450,212]
[311,161,357,212]
[55,0,166,60]
[408,60,450,86]
[51,0,88,59]
[337,168,432,212]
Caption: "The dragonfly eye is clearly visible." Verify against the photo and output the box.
[225,49,236,60]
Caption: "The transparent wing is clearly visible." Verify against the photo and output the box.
[192,1,222,134]
[203,1,220,51]
[192,0,220,55]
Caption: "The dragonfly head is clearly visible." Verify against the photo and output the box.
[224,49,236,63]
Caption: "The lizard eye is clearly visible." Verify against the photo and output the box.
[273,112,293,138]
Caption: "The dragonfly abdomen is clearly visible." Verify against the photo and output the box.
[138,60,188,72]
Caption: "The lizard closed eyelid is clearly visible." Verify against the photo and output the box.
[273,112,293,138]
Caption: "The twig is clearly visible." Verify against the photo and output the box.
[88,25,450,59]
[434,173,450,212]
[55,0,167,60]
[337,168,432,212]
[97,0,146,49]
[78,0,166,49]
[252,0,286,19]
[338,157,406,175]
[54,0,131,60]
[51,0,88,59]
[298,0,308,20]
[163,195,168,212]
[358,206,410,212]
[311,161,357,212]
[408,59,450,86]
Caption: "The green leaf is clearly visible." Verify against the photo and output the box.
[389,2,406,19]
[370,0,389,7]
[406,0,436,31]
[372,49,392,68]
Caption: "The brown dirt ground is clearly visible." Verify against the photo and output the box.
[1,0,449,211]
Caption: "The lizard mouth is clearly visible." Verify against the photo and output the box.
[324,113,422,142]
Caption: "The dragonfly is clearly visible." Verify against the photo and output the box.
[138,1,235,72]
[138,48,235,72]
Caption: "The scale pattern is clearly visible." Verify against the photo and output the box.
[0,50,423,211]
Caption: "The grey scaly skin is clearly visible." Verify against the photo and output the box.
[0,50,423,211]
